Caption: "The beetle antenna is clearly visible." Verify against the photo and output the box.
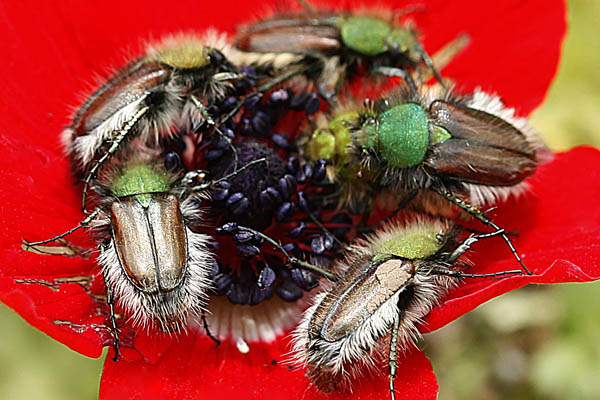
[81,106,149,213]
[236,225,338,281]
[434,187,533,275]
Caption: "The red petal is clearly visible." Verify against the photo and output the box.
[0,0,568,397]
[100,334,438,400]
[424,147,600,332]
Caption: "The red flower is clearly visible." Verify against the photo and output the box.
[0,0,584,399]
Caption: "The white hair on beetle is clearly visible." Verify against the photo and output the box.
[290,218,460,392]
[62,29,239,176]
[90,166,215,333]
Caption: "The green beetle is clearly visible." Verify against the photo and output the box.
[233,9,455,102]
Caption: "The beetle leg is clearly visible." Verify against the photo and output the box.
[388,312,401,400]
[430,265,523,279]
[372,66,418,96]
[434,187,533,275]
[106,285,121,362]
[23,208,101,247]
[190,94,240,173]
[201,309,221,346]
[415,43,447,91]
[81,106,150,212]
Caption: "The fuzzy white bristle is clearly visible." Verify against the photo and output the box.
[290,219,459,392]
[98,225,213,333]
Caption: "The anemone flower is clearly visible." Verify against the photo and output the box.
[2,0,597,399]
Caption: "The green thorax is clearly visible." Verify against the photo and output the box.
[339,16,391,56]
[374,231,442,262]
[147,42,211,70]
[363,103,430,168]
[111,164,171,207]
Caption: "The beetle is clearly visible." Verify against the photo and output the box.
[62,32,249,211]
[299,82,549,274]
[232,7,455,102]
[24,157,218,359]
[292,217,522,398]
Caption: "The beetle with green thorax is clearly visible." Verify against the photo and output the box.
[292,218,521,399]
[301,82,549,275]
[24,160,214,359]
[233,8,454,102]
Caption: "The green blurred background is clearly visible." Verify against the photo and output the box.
[1,1,599,398]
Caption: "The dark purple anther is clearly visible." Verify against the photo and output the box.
[226,283,245,305]
[205,149,224,161]
[283,243,295,252]
[222,96,238,112]
[278,177,290,200]
[226,192,245,207]
[243,65,257,79]
[223,127,235,139]
[212,187,229,201]
[276,202,295,222]
[289,92,310,110]
[276,280,303,302]
[261,187,282,206]
[323,234,334,251]
[252,111,271,134]
[237,243,260,257]
[244,93,263,109]
[250,286,271,305]
[269,89,289,103]
[311,235,326,255]
[231,197,249,215]
[213,138,229,149]
[216,222,238,234]
[271,133,289,149]
[213,273,232,295]
[278,175,297,199]
[241,118,253,136]
[313,159,328,182]
[215,181,230,190]
[287,156,300,173]
[304,93,321,115]
[303,163,314,179]
[253,232,265,245]
[289,222,306,238]
[257,265,276,289]
[297,191,309,213]
[290,268,319,291]
[295,168,307,184]
[233,231,254,243]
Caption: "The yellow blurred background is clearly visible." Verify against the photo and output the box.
[1,0,599,398]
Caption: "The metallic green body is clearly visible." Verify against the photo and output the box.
[374,231,442,262]
[364,103,430,168]
[111,164,171,207]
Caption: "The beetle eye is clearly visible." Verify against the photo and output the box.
[210,49,225,66]
[164,151,182,171]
